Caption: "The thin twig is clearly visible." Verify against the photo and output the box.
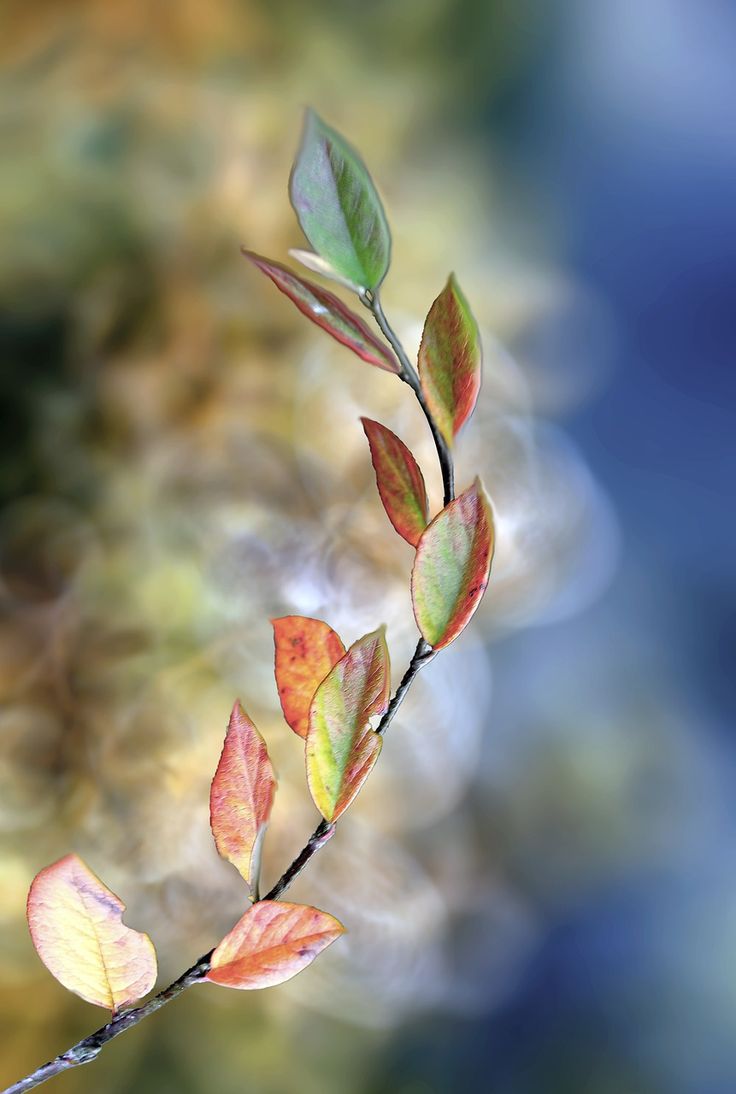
[3,291,455,1094]
[263,819,336,902]
[363,290,455,506]
[376,637,436,737]
[1,957,211,1094]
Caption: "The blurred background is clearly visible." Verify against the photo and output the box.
[1,1,734,1092]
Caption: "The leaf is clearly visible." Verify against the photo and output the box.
[210,701,277,891]
[26,854,157,1012]
[289,248,364,295]
[205,900,344,990]
[306,627,389,822]
[243,251,399,374]
[289,109,391,293]
[361,417,429,547]
[272,616,346,739]
[418,274,482,446]
[411,478,494,650]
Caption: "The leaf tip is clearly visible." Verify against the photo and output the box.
[240,248,268,272]
[230,697,244,719]
[472,475,494,512]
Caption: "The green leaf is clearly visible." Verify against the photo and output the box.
[243,251,399,373]
[418,274,482,446]
[411,478,494,649]
[361,417,429,547]
[289,109,391,293]
[306,627,390,822]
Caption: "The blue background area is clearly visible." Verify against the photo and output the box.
[378,3,736,1090]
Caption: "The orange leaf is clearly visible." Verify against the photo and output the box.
[243,251,399,373]
[361,417,429,547]
[210,701,277,890]
[306,627,389,822]
[411,478,495,649]
[272,616,345,739]
[26,854,157,1012]
[205,900,344,990]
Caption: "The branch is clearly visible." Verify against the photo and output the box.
[2,299,454,1094]
[262,819,335,902]
[1,956,211,1094]
[363,290,455,506]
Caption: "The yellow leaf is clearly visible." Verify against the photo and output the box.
[27,854,157,1012]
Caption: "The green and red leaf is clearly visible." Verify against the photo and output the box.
[272,616,346,739]
[306,627,390,822]
[27,854,157,1012]
[289,109,391,293]
[205,900,344,990]
[361,417,429,547]
[243,251,399,374]
[418,274,482,446]
[210,702,277,891]
[411,478,494,649]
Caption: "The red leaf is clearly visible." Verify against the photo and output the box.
[411,478,494,649]
[272,616,346,739]
[210,701,277,890]
[361,417,429,547]
[418,274,482,446]
[306,627,389,822]
[27,854,157,1011]
[243,250,399,373]
[205,900,345,990]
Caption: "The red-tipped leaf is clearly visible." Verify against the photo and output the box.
[306,627,390,822]
[411,478,494,649]
[418,274,482,445]
[243,251,399,373]
[361,417,429,547]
